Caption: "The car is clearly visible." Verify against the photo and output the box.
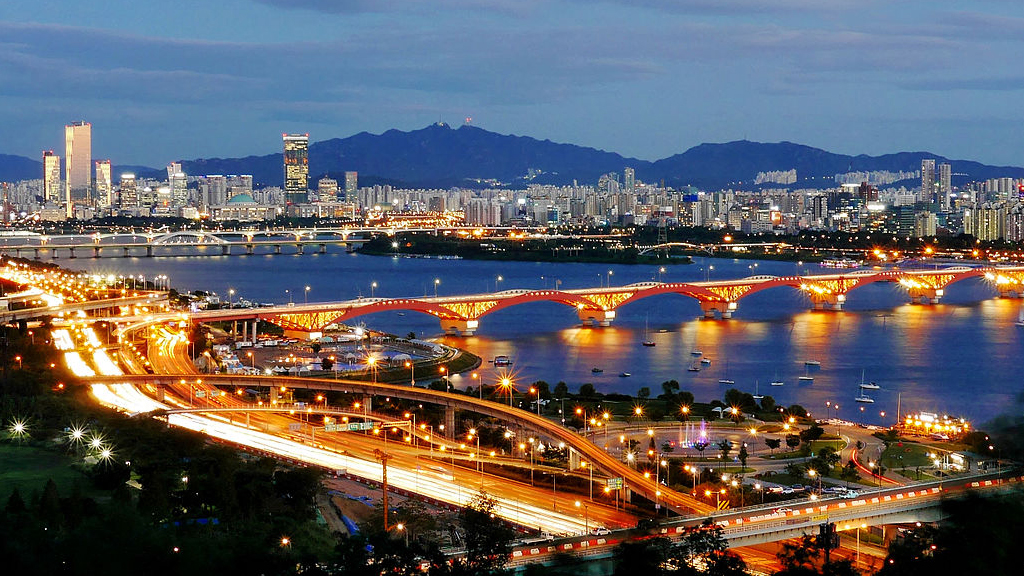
[592,527,611,536]
[843,490,860,499]
[772,507,794,515]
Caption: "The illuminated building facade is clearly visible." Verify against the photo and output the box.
[42,151,61,202]
[283,133,309,205]
[95,160,112,207]
[65,121,92,215]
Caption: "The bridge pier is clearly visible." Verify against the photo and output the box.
[909,288,943,305]
[123,247,130,258]
[146,246,153,257]
[998,289,1024,299]
[810,294,845,311]
[51,248,58,259]
[68,247,76,259]
[274,244,282,254]
[699,300,736,319]
[221,245,230,256]
[245,244,254,255]
[319,243,326,254]
[577,309,616,327]
[34,248,40,260]
[345,242,356,253]
[93,246,101,258]
[441,318,478,336]
[296,243,304,255]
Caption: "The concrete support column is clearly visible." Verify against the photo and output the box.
[93,246,101,258]
[123,247,130,258]
[246,244,254,255]
[51,248,58,259]
[296,243,304,255]
[34,248,40,260]
[363,395,373,413]
[910,288,943,305]
[221,245,230,256]
[68,247,76,259]
[441,318,479,336]
[269,386,279,404]
[568,448,581,470]
[146,246,153,257]
[155,385,165,402]
[345,243,356,253]
[274,244,282,254]
[810,294,845,310]
[444,406,456,437]
[240,321,245,341]
[319,243,327,254]
[576,308,616,327]
[252,320,259,344]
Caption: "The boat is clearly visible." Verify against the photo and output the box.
[700,358,712,365]
[855,394,875,404]
[718,378,735,385]
[804,360,821,367]
[770,370,784,386]
[690,350,703,357]
[752,380,764,400]
[820,258,861,269]
[1017,309,1024,327]
[591,367,604,374]
[618,372,632,378]
[642,314,656,347]
[798,376,814,383]
[687,362,701,372]
[857,369,880,390]
[494,355,511,367]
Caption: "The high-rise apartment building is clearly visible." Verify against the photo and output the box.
[624,167,636,195]
[170,171,188,207]
[65,121,92,215]
[42,151,61,202]
[283,133,309,204]
[118,173,138,208]
[939,162,952,211]
[920,159,935,204]
[317,177,339,201]
[344,171,358,203]
[167,162,182,182]
[95,160,112,207]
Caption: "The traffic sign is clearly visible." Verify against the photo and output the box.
[606,477,624,489]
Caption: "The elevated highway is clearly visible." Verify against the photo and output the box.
[88,372,715,515]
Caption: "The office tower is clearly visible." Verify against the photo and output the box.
[283,133,309,204]
[166,162,182,182]
[624,167,636,194]
[939,162,952,211]
[170,171,188,207]
[42,151,61,202]
[199,175,228,208]
[318,177,339,201]
[921,159,935,203]
[95,160,112,207]
[344,171,358,202]
[65,121,92,215]
[118,173,138,208]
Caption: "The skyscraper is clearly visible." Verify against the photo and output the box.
[344,171,358,203]
[95,160,112,207]
[170,171,188,208]
[65,121,92,216]
[624,167,636,195]
[42,151,61,202]
[283,133,309,205]
[167,162,182,182]
[118,173,138,208]
[921,159,936,204]
[939,162,952,211]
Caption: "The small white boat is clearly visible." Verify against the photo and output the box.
[752,380,764,400]
[860,381,880,390]
[798,376,814,384]
[691,350,703,357]
[804,360,821,367]
[618,372,632,378]
[1016,310,1024,327]
[700,358,712,365]
[687,363,701,372]
[771,380,784,386]
[855,394,875,404]
[718,378,735,385]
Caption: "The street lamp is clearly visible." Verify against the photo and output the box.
[433,278,440,298]
[395,523,408,546]
[304,285,310,304]
[371,281,378,298]
[228,288,235,308]
[439,366,449,392]
[500,377,514,407]
[366,355,378,384]
[529,386,541,415]
[405,360,415,387]
[574,500,589,535]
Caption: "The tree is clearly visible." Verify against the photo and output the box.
[760,395,776,413]
[693,441,709,461]
[578,383,596,398]
[840,461,860,487]
[458,491,516,574]
[673,521,748,576]
[613,536,672,576]
[765,437,782,455]
[738,444,748,469]
[785,462,805,478]
[638,386,651,399]
[717,439,732,462]
[800,424,825,443]
[786,434,801,450]
[553,381,569,399]
[788,404,809,418]
[775,533,861,576]
[320,356,334,371]
[660,380,680,400]
[310,342,321,355]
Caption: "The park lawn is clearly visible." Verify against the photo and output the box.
[881,441,936,469]
[768,439,847,459]
[0,443,94,499]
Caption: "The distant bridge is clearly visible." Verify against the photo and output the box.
[175,265,1024,335]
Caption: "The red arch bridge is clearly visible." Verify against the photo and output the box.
[191,266,1024,336]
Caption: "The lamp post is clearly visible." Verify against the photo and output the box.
[433,278,440,298]
[405,360,415,387]
[574,501,589,535]
[495,275,503,292]
[371,281,377,298]
[228,288,235,309]
[529,386,542,415]
[366,356,377,384]
[500,377,514,407]
[439,366,449,392]
[304,285,310,304]
[754,482,764,504]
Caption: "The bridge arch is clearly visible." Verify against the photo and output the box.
[151,231,229,245]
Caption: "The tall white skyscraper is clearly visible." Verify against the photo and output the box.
[65,121,92,216]
[939,162,952,211]
[42,151,61,202]
[95,160,112,207]
[624,167,636,194]
[921,159,936,203]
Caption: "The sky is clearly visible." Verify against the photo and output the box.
[1,0,1023,168]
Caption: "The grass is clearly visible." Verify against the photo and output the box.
[881,441,937,469]
[768,439,847,459]
[0,442,94,500]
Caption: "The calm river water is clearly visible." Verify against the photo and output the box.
[65,247,1024,427]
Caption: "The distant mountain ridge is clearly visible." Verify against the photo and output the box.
[3,124,1023,190]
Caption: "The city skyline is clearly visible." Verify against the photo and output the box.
[0,1,1022,167]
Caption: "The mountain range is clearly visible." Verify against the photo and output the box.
[4,123,1023,190]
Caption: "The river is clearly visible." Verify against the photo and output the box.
[61,247,1024,427]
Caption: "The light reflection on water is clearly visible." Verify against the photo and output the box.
[65,249,1024,425]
